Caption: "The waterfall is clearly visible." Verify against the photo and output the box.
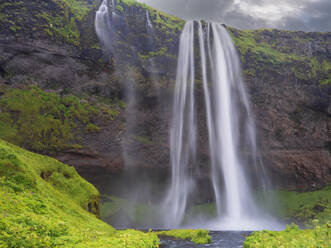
[95,0,277,229]
[146,10,153,32]
[163,22,196,227]
[165,20,269,229]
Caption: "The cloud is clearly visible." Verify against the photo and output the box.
[138,0,331,31]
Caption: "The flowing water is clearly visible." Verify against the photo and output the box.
[146,10,153,32]
[164,20,273,229]
[160,231,251,248]
[96,1,279,230]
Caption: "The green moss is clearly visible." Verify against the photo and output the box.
[101,195,159,226]
[229,29,302,66]
[43,0,94,45]
[156,229,212,244]
[117,0,184,33]
[1,0,98,46]
[319,59,331,85]
[0,85,101,154]
[139,47,168,60]
[186,203,217,220]
[229,28,331,85]
[116,5,124,13]
[0,139,159,247]
[9,25,21,32]
[133,135,153,145]
[85,123,101,133]
[320,78,331,85]
[263,186,331,225]
[244,222,330,248]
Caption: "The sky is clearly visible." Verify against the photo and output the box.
[138,0,331,32]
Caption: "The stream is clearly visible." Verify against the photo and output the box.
[159,231,251,248]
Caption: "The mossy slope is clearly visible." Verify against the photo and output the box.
[0,139,159,247]
[0,85,120,155]
[244,223,330,248]
[257,186,331,225]
[246,187,331,247]
[229,28,331,87]
[156,229,211,244]
[0,0,99,47]
[274,187,331,225]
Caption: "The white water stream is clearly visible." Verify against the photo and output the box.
[95,1,278,229]
[164,20,274,229]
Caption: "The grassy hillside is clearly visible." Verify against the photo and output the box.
[244,222,330,248]
[0,85,119,154]
[274,187,331,225]
[245,187,331,247]
[228,28,331,87]
[0,139,159,247]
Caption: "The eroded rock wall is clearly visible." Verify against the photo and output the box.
[0,0,330,193]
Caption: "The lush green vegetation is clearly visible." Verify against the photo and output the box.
[271,186,331,225]
[229,28,331,85]
[186,203,217,219]
[117,0,185,33]
[101,196,212,244]
[0,139,160,247]
[0,85,95,153]
[244,222,330,248]
[229,29,301,65]
[101,195,160,227]
[0,85,119,154]
[156,229,211,244]
[36,0,96,45]
[247,187,331,247]
[0,0,98,46]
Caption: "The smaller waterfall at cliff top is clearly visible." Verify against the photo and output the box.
[164,20,278,230]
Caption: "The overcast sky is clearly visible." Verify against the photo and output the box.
[138,0,331,32]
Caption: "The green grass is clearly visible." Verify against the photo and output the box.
[101,196,211,244]
[0,0,98,46]
[37,0,96,45]
[0,85,120,154]
[0,139,159,247]
[268,186,331,225]
[229,28,331,84]
[186,203,217,219]
[156,229,211,244]
[101,195,160,227]
[117,0,185,33]
[244,222,330,248]
[0,85,101,154]
[229,29,302,65]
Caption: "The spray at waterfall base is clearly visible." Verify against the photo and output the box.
[95,0,282,230]
[163,20,281,230]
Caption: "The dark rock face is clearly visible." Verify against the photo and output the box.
[234,30,331,189]
[0,0,330,195]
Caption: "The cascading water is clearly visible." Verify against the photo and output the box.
[164,20,272,229]
[163,22,197,227]
[95,0,278,229]
[146,10,153,32]
[95,0,118,51]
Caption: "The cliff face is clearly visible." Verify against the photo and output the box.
[229,28,331,189]
[0,0,330,193]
